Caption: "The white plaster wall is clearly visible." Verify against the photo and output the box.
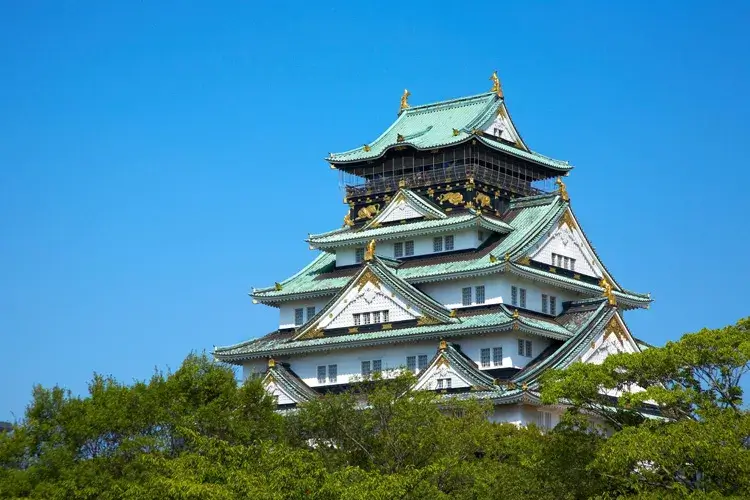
[418,274,581,314]
[489,405,561,428]
[335,229,484,266]
[530,224,601,277]
[243,330,552,389]
[325,281,421,330]
[279,298,331,329]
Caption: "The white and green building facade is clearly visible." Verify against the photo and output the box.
[214,81,652,428]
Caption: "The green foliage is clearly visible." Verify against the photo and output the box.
[1,319,749,499]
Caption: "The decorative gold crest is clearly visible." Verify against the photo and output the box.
[600,277,617,306]
[399,88,410,111]
[356,204,381,220]
[474,192,491,208]
[343,213,354,227]
[490,71,503,97]
[417,316,441,326]
[438,192,464,206]
[556,177,570,202]
[356,268,381,291]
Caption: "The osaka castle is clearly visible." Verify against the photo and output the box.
[214,73,652,427]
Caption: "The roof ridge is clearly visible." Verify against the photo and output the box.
[405,92,497,112]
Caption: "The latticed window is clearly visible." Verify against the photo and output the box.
[328,364,337,383]
[511,286,518,306]
[355,247,365,263]
[493,347,503,366]
[317,365,326,383]
[383,310,390,322]
[570,258,576,271]
[542,294,548,314]
[418,354,428,370]
[520,288,527,308]
[445,235,454,250]
[294,308,304,325]
[306,306,316,320]
[475,285,485,304]
[525,340,532,357]
[407,356,417,372]
[405,240,414,256]
[462,287,472,306]
[361,360,371,376]
[394,242,403,258]
[480,348,490,367]
[437,378,451,389]
[550,296,557,315]
[362,312,371,325]
[538,411,553,430]
[372,311,381,323]
[353,313,361,326]
[433,237,443,252]
[372,359,382,374]
[518,339,524,356]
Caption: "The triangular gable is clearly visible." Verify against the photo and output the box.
[480,101,529,151]
[363,189,446,228]
[295,259,454,340]
[413,341,496,391]
[262,362,318,405]
[528,207,620,288]
[578,312,640,365]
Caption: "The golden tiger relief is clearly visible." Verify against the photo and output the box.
[438,192,464,205]
[356,204,381,220]
[474,192,491,208]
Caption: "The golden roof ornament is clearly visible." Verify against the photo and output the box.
[439,339,447,350]
[490,71,503,98]
[364,239,376,261]
[274,282,283,291]
[489,253,498,263]
[396,133,405,142]
[556,177,570,202]
[363,144,371,152]
[398,178,406,188]
[512,309,519,319]
[268,358,275,368]
[452,128,460,136]
[343,212,354,227]
[399,88,411,112]
[600,278,617,306]
[449,309,457,318]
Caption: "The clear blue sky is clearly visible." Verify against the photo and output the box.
[2,1,749,421]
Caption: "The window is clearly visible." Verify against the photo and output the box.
[418,354,428,370]
[552,253,576,271]
[538,411,553,430]
[520,288,527,308]
[570,258,576,271]
[355,247,365,263]
[480,348,491,368]
[550,296,557,315]
[328,364,337,383]
[362,312,371,325]
[462,287,472,306]
[372,359,382,374]
[317,365,326,384]
[394,242,403,258]
[542,294,548,314]
[444,235,454,250]
[407,356,417,372]
[353,313,361,326]
[361,360,371,376]
[306,306,316,320]
[437,378,452,389]
[405,240,414,256]
[493,347,503,366]
[294,308,304,326]
[511,286,518,306]
[475,285,485,304]
[433,237,443,252]
[383,310,389,322]
[372,311,381,323]
[354,310,389,326]
[518,339,532,357]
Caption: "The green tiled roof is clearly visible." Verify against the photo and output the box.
[308,212,512,248]
[427,343,497,390]
[264,363,318,403]
[327,92,572,171]
[214,307,574,362]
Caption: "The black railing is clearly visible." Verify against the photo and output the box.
[344,161,548,199]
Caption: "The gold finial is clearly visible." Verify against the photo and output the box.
[343,212,354,227]
[268,358,275,368]
[363,144,371,152]
[521,382,528,391]
[398,178,406,188]
[490,71,503,98]
[396,133,405,142]
[452,128,460,136]
[439,339,447,350]
[274,282,283,291]
[556,177,569,202]
[364,239,376,261]
[400,88,411,111]
[449,309,457,318]
[504,252,510,262]
[512,309,519,319]
[489,254,498,263]
[600,278,617,306]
